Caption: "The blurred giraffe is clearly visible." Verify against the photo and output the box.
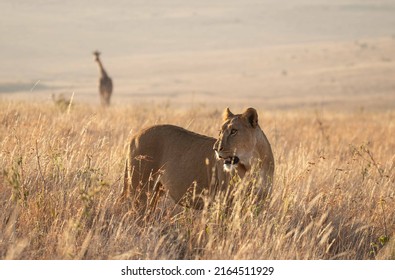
[93,51,113,107]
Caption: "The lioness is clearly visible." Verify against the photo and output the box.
[120,107,274,212]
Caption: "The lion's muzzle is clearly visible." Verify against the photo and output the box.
[214,148,240,172]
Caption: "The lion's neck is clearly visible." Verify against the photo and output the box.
[236,164,247,178]
[255,128,267,156]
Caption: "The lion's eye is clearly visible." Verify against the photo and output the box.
[230,129,237,135]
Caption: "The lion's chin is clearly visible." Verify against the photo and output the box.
[223,162,237,172]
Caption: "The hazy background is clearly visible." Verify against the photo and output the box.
[1,0,395,109]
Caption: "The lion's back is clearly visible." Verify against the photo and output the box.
[131,124,215,164]
[129,124,218,202]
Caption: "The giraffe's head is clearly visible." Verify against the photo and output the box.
[93,51,101,62]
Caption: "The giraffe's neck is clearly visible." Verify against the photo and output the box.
[96,59,109,78]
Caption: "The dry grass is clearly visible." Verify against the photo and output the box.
[0,100,394,260]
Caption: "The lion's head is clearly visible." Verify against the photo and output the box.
[213,107,260,172]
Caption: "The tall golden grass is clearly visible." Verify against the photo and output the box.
[0,100,394,259]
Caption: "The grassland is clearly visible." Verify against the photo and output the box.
[0,100,394,259]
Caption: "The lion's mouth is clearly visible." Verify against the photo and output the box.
[215,151,240,169]
[224,156,240,165]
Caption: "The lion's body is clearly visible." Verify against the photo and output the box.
[122,125,226,210]
[120,108,274,212]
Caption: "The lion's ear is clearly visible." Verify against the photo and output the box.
[223,107,234,120]
[242,108,258,128]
